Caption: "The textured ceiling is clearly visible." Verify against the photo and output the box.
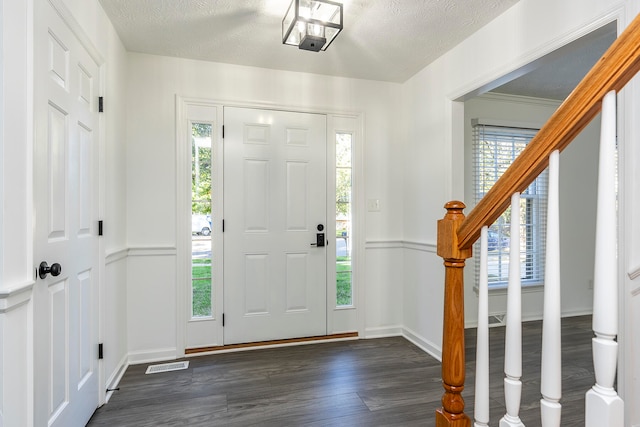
[491,21,617,101]
[99,0,520,83]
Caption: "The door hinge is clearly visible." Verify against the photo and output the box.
[222,125,225,139]
[98,97,104,113]
[98,343,104,359]
[222,219,225,232]
[222,313,225,327]
[98,220,103,236]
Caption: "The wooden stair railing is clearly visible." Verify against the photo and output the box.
[436,12,640,427]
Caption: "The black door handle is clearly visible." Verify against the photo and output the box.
[39,261,62,279]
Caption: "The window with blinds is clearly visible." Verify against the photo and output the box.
[472,121,547,287]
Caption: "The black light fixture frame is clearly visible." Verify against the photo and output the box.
[282,0,343,52]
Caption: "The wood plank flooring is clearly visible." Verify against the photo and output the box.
[88,316,594,426]
[463,315,595,427]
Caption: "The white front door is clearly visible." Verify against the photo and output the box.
[33,1,100,425]
[224,107,327,344]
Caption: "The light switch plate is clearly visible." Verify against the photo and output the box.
[367,199,380,212]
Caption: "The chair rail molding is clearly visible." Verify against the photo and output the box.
[105,247,128,264]
[364,240,437,253]
[127,246,177,257]
[0,281,35,313]
[628,263,640,281]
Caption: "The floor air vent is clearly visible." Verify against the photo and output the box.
[488,313,506,327]
[145,361,189,374]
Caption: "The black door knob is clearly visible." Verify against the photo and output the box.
[39,261,62,279]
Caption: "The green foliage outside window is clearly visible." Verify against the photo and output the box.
[336,133,353,306]
[192,124,212,214]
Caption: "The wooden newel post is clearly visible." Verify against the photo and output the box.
[436,201,472,427]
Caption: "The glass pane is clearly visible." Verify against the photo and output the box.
[192,123,212,318]
[282,0,298,45]
[473,124,546,287]
[336,133,352,306]
[302,0,341,24]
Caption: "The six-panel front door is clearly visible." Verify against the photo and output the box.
[33,1,100,425]
[223,107,327,344]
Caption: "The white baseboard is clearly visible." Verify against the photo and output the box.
[127,347,178,365]
[465,309,593,328]
[104,354,128,403]
[402,326,442,361]
[363,325,403,339]
[559,309,593,318]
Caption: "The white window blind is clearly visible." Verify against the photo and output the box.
[472,122,547,287]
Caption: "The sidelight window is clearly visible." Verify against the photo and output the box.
[191,122,213,317]
[336,132,353,306]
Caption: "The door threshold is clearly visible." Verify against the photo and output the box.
[185,332,359,355]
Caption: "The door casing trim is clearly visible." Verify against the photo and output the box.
[175,96,364,356]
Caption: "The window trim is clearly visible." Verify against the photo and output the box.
[325,113,363,338]
[176,98,224,353]
[471,119,547,289]
[335,131,354,308]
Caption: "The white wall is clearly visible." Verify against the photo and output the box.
[621,1,640,420]
[125,54,404,360]
[0,0,36,424]
[462,94,598,325]
[1,0,32,290]
[400,0,627,361]
[400,0,639,422]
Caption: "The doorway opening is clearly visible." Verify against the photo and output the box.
[177,100,363,352]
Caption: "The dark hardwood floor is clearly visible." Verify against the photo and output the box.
[88,316,593,426]
[463,315,594,427]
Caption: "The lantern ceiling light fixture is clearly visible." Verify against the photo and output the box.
[282,0,343,52]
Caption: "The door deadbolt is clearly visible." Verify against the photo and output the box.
[311,224,326,247]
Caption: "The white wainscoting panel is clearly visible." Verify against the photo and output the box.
[400,240,446,360]
[402,326,442,361]
[364,241,404,338]
[103,247,128,403]
[126,247,178,364]
[0,283,34,427]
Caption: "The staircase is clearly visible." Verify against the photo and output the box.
[435,12,640,427]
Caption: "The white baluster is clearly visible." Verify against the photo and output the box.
[585,90,624,426]
[475,226,490,427]
[540,150,561,426]
[500,193,524,427]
